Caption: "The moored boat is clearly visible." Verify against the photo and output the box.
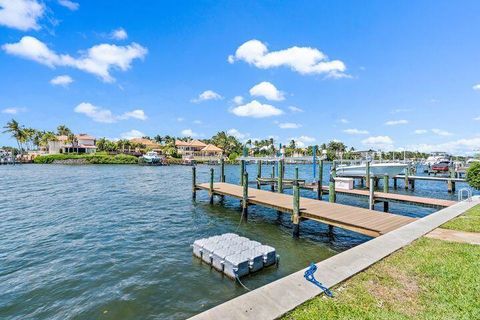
[336,162,408,177]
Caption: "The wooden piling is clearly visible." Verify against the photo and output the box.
[295,166,299,182]
[257,160,262,189]
[209,168,214,204]
[192,166,197,199]
[242,172,249,220]
[369,177,375,210]
[240,160,245,186]
[366,161,371,188]
[393,177,397,189]
[292,181,300,238]
[383,175,389,193]
[318,160,324,199]
[383,201,389,212]
[220,158,225,182]
[329,165,336,203]
[404,170,409,190]
[278,160,284,193]
[447,179,455,193]
[271,165,275,191]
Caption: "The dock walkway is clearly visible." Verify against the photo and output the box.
[197,182,415,238]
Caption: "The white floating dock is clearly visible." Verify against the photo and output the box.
[193,233,277,279]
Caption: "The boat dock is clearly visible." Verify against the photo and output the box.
[195,182,416,238]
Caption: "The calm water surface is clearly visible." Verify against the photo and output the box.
[0,164,475,319]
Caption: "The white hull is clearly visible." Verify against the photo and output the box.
[336,163,408,177]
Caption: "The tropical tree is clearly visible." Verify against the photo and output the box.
[3,119,25,152]
[57,125,72,136]
[210,131,242,157]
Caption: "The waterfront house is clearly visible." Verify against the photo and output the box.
[129,138,163,153]
[175,139,223,160]
[48,134,97,154]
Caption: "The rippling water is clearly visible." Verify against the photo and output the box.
[0,164,475,319]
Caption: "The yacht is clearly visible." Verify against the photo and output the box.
[424,152,451,166]
[336,162,408,177]
[141,151,163,164]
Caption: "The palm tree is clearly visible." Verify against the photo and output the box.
[3,119,24,152]
[57,125,71,136]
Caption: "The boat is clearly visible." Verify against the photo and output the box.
[140,151,165,165]
[336,162,408,177]
[424,152,451,166]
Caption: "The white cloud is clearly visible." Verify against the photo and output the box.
[111,28,128,40]
[414,129,428,134]
[230,100,283,118]
[227,128,249,140]
[58,0,79,11]
[0,0,44,31]
[290,135,315,148]
[279,122,302,129]
[181,129,198,137]
[407,137,480,155]
[1,107,26,114]
[249,81,285,101]
[74,102,147,123]
[176,117,184,122]
[120,129,144,139]
[2,36,147,82]
[232,96,244,105]
[229,39,347,78]
[431,128,453,136]
[343,128,369,135]
[472,84,480,91]
[475,116,480,121]
[191,90,223,103]
[288,106,303,113]
[50,75,73,87]
[385,119,408,126]
[339,118,349,124]
[193,120,202,124]
[362,136,394,150]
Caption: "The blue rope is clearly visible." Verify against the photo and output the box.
[304,263,334,297]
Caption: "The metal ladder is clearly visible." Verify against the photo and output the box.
[458,188,472,202]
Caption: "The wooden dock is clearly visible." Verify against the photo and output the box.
[196,182,416,238]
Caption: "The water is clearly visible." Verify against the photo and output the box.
[0,164,476,319]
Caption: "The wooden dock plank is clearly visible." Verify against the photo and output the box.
[197,182,417,237]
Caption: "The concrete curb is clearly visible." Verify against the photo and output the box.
[188,196,479,320]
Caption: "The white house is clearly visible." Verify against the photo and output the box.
[48,134,97,154]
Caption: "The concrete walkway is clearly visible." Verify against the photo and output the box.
[188,196,480,320]
[426,228,480,245]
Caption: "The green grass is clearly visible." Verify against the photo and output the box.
[441,205,480,233]
[34,153,138,164]
[283,237,480,320]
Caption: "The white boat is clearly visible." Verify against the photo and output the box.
[142,151,162,164]
[336,162,408,177]
[424,152,451,166]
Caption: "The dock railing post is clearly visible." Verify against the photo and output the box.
[317,160,324,199]
[383,174,389,193]
[239,160,245,186]
[278,160,284,193]
[220,158,225,183]
[404,168,409,190]
[329,164,336,203]
[292,180,300,238]
[242,172,249,220]
[192,166,197,200]
[271,165,275,191]
[209,168,214,204]
[369,177,375,210]
[257,160,262,189]
[365,161,371,189]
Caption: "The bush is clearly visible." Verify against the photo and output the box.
[34,153,138,164]
[466,162,480,190]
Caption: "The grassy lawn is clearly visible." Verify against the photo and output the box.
[441,204,480,233]
[283,237,480,320]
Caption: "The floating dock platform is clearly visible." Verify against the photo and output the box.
[193,233,277,278]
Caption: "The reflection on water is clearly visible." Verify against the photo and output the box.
[0,164,475,319]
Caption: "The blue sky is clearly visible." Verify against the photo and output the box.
[1,0,480,154]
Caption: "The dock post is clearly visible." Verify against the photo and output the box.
[317,160,324,199]
[447,179,454,193]
[365,161,371,189]
[192,166,197,200]
[393,177,397,189]
[239,160,245,186]
[404,170,409,190]
[383,175,389,193]
[369,177,375,210]
[242,172,249,220]
[292,181,300,238]
[383,201,389,212]
[329,165,336,203]
[295,166,299,182]
[257,160,262,189]
[271,165,275,191]
[278,160,284,193]
[220,158,225,182]
[209,168,214,204]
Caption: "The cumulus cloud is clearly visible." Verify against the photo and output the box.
[232,96,244,105]
[191,90,223,103]
[385,119,408,126]
[475,116,480,121]
[290,135,315,148]
[2,36,147,82]
[230,100,283,118]
[74,102,147,123]
[111,28,128,40]
[249,81,285,101]
[288,106,303,113]
[181,129,198,137]
[58,0,79,11]
[339,118,349,124]
[0,0,44,31]
[1,107,26,114]
[228,39,347,78]
[414,129,428,134]
[407,137,480,155]
[50,75,73,87]
[472,84,480,91]
[362,136,394,150]
[343,128,369,135]
[278,122,301,129]
[120,129,144,139]
[227,128,249,140]
[431,128,453,136]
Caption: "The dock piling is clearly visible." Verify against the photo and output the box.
[366,161,371,189]
[271,165,275,191]
[292,181,300,238]
[329,165,336,203]
[220,158,225,183]
[239,160,245,186]
[295,166,299,182]
[383,175,389,193]
[242,172,249,220]
[317,160,324,199]
[209,168,214,204]
[278,160,284,193]
[192,166,197,199]
[369,177,375,210]
[404,170,409,190]
[257,160,262,189]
